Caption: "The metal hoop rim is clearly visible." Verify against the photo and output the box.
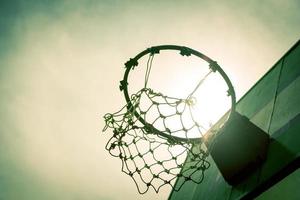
[120,45,236,143]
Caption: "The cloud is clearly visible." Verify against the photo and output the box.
[0,0,299,199]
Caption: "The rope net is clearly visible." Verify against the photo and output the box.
[103,88,211,193]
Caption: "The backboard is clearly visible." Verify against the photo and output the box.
[169,39,300,200]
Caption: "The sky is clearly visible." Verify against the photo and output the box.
[0,0,299,200]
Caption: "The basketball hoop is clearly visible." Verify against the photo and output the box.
[103,45,236,193]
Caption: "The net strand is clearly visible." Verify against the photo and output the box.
[144,54,154,88]
[187,70,213,99]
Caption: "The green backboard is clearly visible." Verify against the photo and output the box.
[169,39,300,200]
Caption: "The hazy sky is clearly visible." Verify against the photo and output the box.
[0,0,299,200]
